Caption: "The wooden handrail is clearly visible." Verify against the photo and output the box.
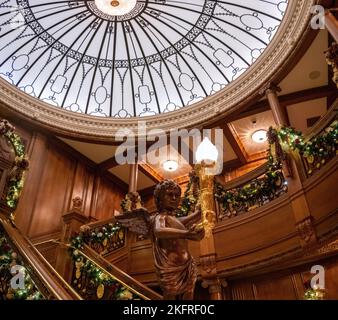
[75,244,162,300]
[60,239,162,300]
[80,217,116,231]
[304,99,338,142]
[0,214,82,300]
[216,162,269,190]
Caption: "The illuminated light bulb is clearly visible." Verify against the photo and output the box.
[196,137,219,163]
[163,160,178,172]
[251,129,268,144]
[95,0,137,16]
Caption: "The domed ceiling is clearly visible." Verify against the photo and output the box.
[0,0,288,118]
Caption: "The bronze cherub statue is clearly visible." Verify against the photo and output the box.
[116,179,204,300]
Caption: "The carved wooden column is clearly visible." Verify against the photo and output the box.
[128,163,139,193]
[261,84,317,249]
[55,197,89,282]
[325,10,338,43]
[262,83,288,127]
[195,164,223,300]
[262,84,293,178]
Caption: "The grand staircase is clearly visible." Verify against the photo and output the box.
[0,213,162,300]
[0,102,337,300]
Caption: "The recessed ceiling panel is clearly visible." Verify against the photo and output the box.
[230,110,275,156]
[0,0,288,118]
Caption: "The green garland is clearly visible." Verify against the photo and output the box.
[0,230,43,300]
[70,237,140,300]
[176,173,199,217]
[215,121,337,217]
[304,288,325,300]
[0,119,28,209]
[215,127,287,218]
[76,222,125,254]
[278,121,338,174]
[215,169,287,217]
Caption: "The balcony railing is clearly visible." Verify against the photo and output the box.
[215,164,288,220]
[78,218,125,256]
[215,102,337,220]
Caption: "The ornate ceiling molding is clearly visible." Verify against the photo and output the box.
[0,0,317,141]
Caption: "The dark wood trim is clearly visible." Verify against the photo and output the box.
[48,137,97,169]
[102,169,129,193]
[97,155,119,172]
[169,139,195,166]
[221,159,243,176]
[138,164,161,184]
[208,85,337,129]
[49,136,128,193]
[222,124,248,164]
[280,86,336,108]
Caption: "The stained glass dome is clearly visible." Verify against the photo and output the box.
[0,0,288,118]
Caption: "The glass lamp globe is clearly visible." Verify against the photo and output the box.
[251,130,268,144]
[95,0,137,16]
[163,160,178,172]
[195,137,219,163]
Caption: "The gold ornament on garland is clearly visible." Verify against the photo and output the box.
[307,154,314,164]
[304,288,326,300]
[97,284,105,299]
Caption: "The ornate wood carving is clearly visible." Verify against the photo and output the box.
[296,217,317,248]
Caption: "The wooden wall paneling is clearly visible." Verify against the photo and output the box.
[305,160,338,223]
[291,273,307,300]
[84,170,95,218]
[91,176,124,221]
[25,139,76,238]
[15,133,49,235]
[67,162,84,211]
[230,282,255,300]
[252,274,299,300]
[89,174,100,220]
[323,256,338,300]
[68,162,95,217]
[214,199,296,261]
[105,250,129,273]
[35,241,59,268]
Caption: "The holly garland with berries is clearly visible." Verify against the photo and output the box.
[0,119,29,209]
[0,228,43,300]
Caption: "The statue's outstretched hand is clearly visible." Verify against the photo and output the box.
[187,222,205,241]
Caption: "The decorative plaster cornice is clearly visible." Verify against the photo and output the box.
[0,0,317,141]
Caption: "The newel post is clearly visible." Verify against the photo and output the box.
[54,197,90,282]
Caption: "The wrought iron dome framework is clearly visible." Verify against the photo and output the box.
[0,0,288,119]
